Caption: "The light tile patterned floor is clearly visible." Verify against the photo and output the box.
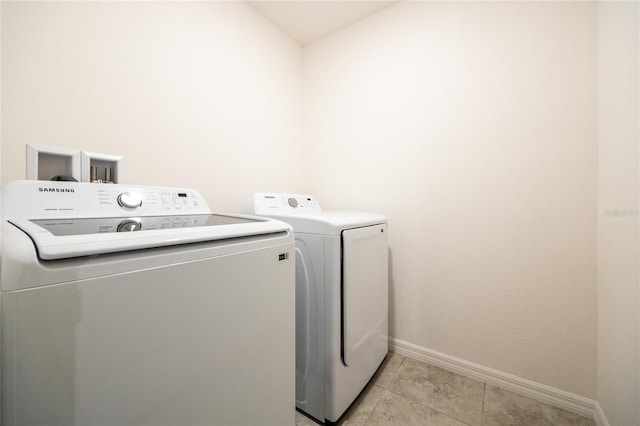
[295,353,596,426]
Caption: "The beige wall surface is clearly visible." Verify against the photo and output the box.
[304,1,598,398]
[1,1,304,212]
[597,2,640,425]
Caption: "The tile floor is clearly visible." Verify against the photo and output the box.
[295,353,596,426]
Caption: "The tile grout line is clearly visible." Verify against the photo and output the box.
[371,354,482,426]
[360,386,385,426]
[380,382,475,426]
[380,386,475,426]
[360,354,405,426]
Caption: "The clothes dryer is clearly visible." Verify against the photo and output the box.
[244,193,388,423]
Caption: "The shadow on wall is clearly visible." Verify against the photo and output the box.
[388,247,395,339]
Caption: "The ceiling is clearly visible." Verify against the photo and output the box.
[246,1,400,46]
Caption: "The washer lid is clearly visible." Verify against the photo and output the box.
[27,213,257,236]
[8,214,291,260]
[1,181,292,260]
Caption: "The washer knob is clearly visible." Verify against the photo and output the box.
[117,220,142,232]
[117,192,143,209]
[288,197,298,208]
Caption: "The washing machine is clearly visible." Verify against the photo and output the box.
[244,193,388,423]
[1,180,295,426]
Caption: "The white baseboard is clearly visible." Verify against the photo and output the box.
[594,402,611,426]
[389,337,598,420]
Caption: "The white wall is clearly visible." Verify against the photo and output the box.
[597,2,640,424]
[1,1,303,212]
[304,1,598,398]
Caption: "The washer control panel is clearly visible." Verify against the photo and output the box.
[2,181,211,219]
[100,187,204,214]
[249,193,322,215]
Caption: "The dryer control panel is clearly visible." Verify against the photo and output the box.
[247,193,322,215]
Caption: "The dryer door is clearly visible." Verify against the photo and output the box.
[341,224,388,366]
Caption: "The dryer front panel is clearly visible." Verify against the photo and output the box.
[341,224,388,367]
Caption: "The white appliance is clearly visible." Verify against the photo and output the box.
[1,180,295,426]
[244,193,388,423]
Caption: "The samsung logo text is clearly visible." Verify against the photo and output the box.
[38,188,75,193]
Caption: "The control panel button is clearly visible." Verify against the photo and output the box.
[117,220,142,232]
[117,192,143,209]
[288,197,298,208]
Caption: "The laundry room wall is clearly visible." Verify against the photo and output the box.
[597,2,640,424]
[0,1,303,212]
[0,3,3,192]
[304,1,598,398]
